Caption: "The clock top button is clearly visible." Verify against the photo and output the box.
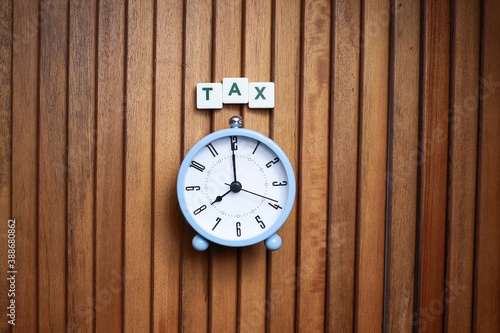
[229,115,243,128]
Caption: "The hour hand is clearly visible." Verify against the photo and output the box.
[211,189,232,205]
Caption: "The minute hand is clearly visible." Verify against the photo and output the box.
[224,183,278,203]
[230,136,238,182]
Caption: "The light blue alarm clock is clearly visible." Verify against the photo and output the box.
[177,115,296,251]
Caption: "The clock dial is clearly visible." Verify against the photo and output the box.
[181,135,290,242]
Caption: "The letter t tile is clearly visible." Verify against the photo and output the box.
[197,83,223,109]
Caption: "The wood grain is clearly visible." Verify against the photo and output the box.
[180,0,212,331]
[296,0,331,331]
[355,0,389,331]
[11,0,39,331]
[416,0,450,332]
[124,0,154,331]
[95,0,125,331]
[385,0,420,332]
[474,0,500,331]
[268,0,301,331]
[327,0,360,331]
[153,0,183,331]
[67,1,96,332]
[0,1,11,332]
[444,0,480,331]
[38,0,68,330]
[238,0,272,332]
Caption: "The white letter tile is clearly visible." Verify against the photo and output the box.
[197,83,223,109]
[249,82,274,108]
[223,77,249,104]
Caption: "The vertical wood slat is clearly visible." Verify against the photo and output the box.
[181,0,212,331]
[474,0,500,331]
[328,0,361,331]
[210,0,243,332]
[67,1,96,332]
[38,0,68,330]
[268,0,301,331]
[444,0,480,331]
[385,0,420,332]
[124,0,154,331]
[95,0,126,331]
[297,0,331,331]
[355,0,390,331]
[0,1,12,332]
[153,0,183,331]
[416,0,450,332]
[212,0,243,133]
[238,0,272,331]
[11,0,38,331]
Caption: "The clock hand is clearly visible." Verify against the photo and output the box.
[230,136,238,182]
[232,152,237,181]
[224,183,278,203]
[211,189,232,205]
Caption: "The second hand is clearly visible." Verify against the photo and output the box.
[224,183,278,203]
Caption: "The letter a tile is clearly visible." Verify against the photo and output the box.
[223,78,249,104]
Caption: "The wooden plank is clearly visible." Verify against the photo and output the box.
[474,0,500,331]
[327,0,360,330]
[384,0,420,332]
[38,0,68,330]
[95,0,125,331]
[416,0,450,332]
[180,0,212,331]
[212,0,242,129]
[355,0,389,331]
[296,0,331,331]
[152,0,183,331]
[238,0,272,332]
[210,0,242,331]
[123,0,154,331]
[0,1,12,332]
[11,0,38,331]
[268,0,301,331]
[444,0,480,331]
[66,1,96,332]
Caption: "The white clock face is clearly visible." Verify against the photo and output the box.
[181,135,290,242]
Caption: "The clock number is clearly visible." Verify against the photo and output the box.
[255,215,266,229]
[206,143,218,157]
[272,181,288,186]
[185,186,201,191]
[252,141,260,154]
[190,160,205,172]
[266,157,280,168]
[193,205,207,215]
[212,217,222,230]
[230,136,238,151]
[236,222,242,237]
[268,202,283,210]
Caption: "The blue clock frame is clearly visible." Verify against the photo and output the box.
[176,125,296,250]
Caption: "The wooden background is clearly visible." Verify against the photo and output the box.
[0,0,499,332]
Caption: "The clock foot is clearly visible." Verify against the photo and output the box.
[264,234,282,251]
[192,234,209,251]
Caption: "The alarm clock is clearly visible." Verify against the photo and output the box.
[177,115,296,251]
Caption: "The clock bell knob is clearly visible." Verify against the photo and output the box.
[264,234,282,251]
[229,115,243,128]
[192,234,209,251]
